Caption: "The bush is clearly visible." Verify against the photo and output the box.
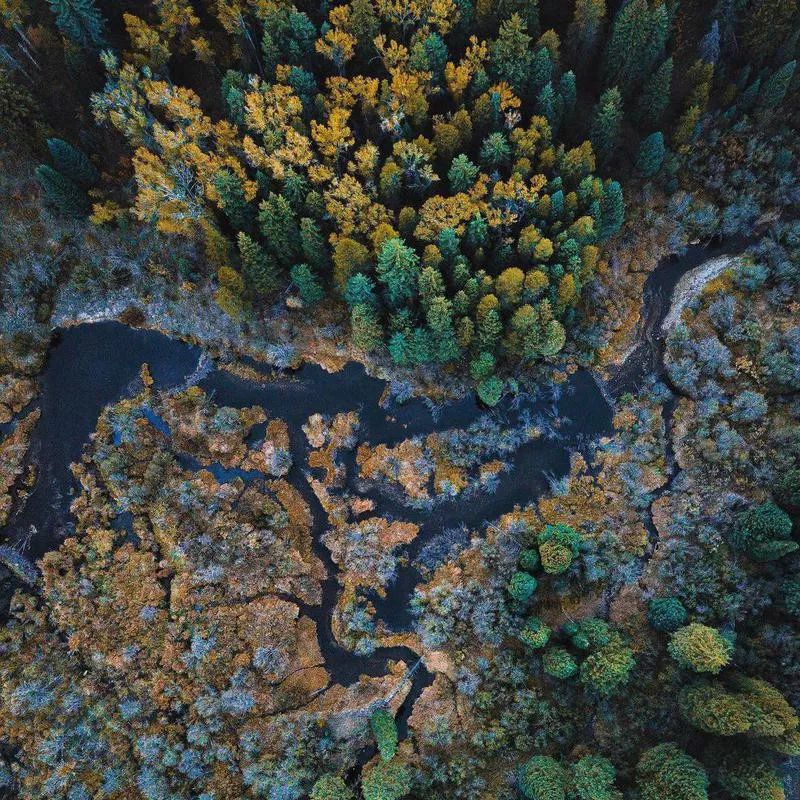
[667,624,732,674]
[647,597,688,632]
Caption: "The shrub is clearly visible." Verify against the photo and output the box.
[668,624,732,674]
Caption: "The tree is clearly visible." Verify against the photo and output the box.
[636,132,665,177]
[350,304,384,351]
[290,264,324,304]
[759,60,797,110]
[636,56,673,128]
[310,774,354,800]
[730,502,795,560]
[646,597,688,632]
[537,524,582,574]
[214,170,254,231]
[590,87,623,167]
[258,193,300,267]
[599,181,624,239]
[518,755,566,800]
[47,0,105,48]
[370,708,398,761]
[448,154,479,193]
[715,749,787,800]
[300,217,330,274]
[566,0,607,69]
[35,164,89,217]
[519,616,551,649]
[542,647,577,679]
[376,238,421,308]
[490,13,534,97]
[361,760,411,800]
[579,636,635,696]
[477,375,504,406]
[479,132,511,169]
[636,744,709,800]
[571,755,621,800]
[345,273,377,307]
[46,138,99,186]
[668,624,732,674]
[508,571,537,602]
[237,232,280,296]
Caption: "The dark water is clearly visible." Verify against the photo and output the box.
[0,242,733,736]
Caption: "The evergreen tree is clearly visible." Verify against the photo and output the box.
[599,180,624,239]
[361,760,411,800]
[590,87,623,167]
[214,170,255,232]
[602,0,669,97]
[46,138,98,186]
[310,774,354,800]
[47,0,105,48]
[490,13,534,97]
[699,20,720,65]
[299,217,330,273]
[758,60,797,111]
[376,238,421,308]
[369,708,398,761]
[35,164,89,216]
[542,647,578,679]
[344,273,377,307]
[237,232,280,296]
[519,755,566,800]
[351,303,384,351]
[636,56,673,128]
[668,624,732,674]
[646,597,687,632]
[571,755,620,800]
[448,154,479,193]
[566,0,607,70]
[290,264,324,304]
[258,193,300,267]
[636,132,666,177]
[636,744,709,800]
[507,570,537,602]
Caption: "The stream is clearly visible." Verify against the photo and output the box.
[0,242,741,738]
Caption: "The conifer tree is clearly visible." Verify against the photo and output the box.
[35,164,89,216]
[344,273,377,308]
[299,217,330,274]
[599,180,624,239]
[519,756,566,800]
[237,232,280,296]
[369,708,398,761]
[566,0,607,70]
[636,132,665,177]
[46,138,98,186]
[636,56,673,128]
[351,303,384,351]
[47,0,105,48]
[290,263,324,304]
[376,238,421,308]
[214,170,254,232]
[758,60,797,111]
[636,744,709,800]
[590,87,623,167]
[490,13,534,97]
[258,193,300,267]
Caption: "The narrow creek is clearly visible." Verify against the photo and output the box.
[0,241,745,739]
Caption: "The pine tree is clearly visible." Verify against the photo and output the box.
[46,138,98,186]
[361,760,411,800]
[351,303,384,351]
[571,755,619,800]
[636,132,665,177]
[590,87,623,167]
[376,238,421,308]
[448,154,479,193]
[258,193,300,267]
[599,180,624,239]
[237,232,280,296]
[636,56,673,128]
[566,0,607,70]
[47,0,105,48]
[299,217,330,273]
[369,708,398,761]
[758,60,797,110]
[490,13,534,97]
[699,20,720,64]
[344,273,377,307]
[35,164,89,216]
[214,170,254,232]
[290,263,324,304]
[602,0,669,97]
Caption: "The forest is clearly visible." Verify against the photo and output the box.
[0,0,797,798]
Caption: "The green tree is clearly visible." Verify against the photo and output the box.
[351,303,384,351]
[636,132,666,177]
[508,571,537,602]
[376,238,421,308]
[469,351,495,381]
[290,264,324,304]
[361,760,411,800]
[47,0,105,48]
[350,0,380,59]
[310,773,354,800]
[519,616,551,649]
[590,87,623,167]
[566,0,607,69]
[518,755,566,800]
[579,635,635,696]
[537,524,582,574]
[715,749,787,800]
[490,13,534,96]
[636,56,673,128]
[599,180,624,239]
[571,755,621,800]
[479,132,511,169]
[636,744,709,800]
[370,708,398,761]
[300,217,330,273]
[46,138,98,186]
[237,232,280,296]
[758,60,797,110]
[345,273,377,307]
[668,624,732,674]
[730,502,795,559]
[647,597,688,632]
[426,296,461,362]
[258,193,300,267]
[214,170,255,231]
[542,647,577,679]
[35,164,88,217]
[448,154,479,193]
[477,375,504,406]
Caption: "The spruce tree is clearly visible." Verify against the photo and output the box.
[46,138,98,186]
[590,87,623,167]
[636,132,666,177]
[599,180,624,239]
[376,238,421,308]
[636,744,709,800]
[490,13,534,97]
[351,303,384,351]
[258,193,300,267]
[237,232,280,296]
[566,0,607,70]
[47,0,105,48]
[290,263,324,304]
[369,708,398,761]
[636,56,673,128]
[299,217,330,273]
[214,170,254,232]
[758,60,797,111]
[35,164,89,216]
